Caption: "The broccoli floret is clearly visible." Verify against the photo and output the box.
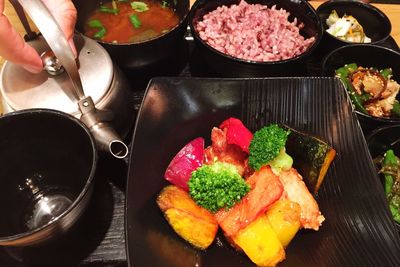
[248,124,291,171]
[269,147,293,175]
[188,162,250,212]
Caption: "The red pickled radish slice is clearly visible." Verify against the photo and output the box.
[164,137,205,191]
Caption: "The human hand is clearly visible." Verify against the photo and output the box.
[0,0,77,73]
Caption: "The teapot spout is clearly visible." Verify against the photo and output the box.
[90,122,129,159]
[78,97,129,159]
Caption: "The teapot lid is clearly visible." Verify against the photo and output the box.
[0,34,114,116]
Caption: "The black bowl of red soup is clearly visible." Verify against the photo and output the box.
[73,0,190,69]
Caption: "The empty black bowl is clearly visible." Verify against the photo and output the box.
[321,44,400,134]
[0,109,97,246]
[316,0,391,54]
[73,0,190,69]
[189,0,323,77]
[366,125,400,230]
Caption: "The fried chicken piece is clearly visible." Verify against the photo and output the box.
[204,127,250,176]
[366,79,400,117]
[278,168,325,230]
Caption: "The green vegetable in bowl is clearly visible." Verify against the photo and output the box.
[335,64,400,118]
[129,14,142,28]
[248,124,292,173]
[99,5,119,14]
[160,0,169,8]
[335,63,368,114]
[188,162,250,213]
[379,149,400,223]
[393,101,400,117]
[131,1,149,12]
[87,19,107,39]
[380,68,393,80]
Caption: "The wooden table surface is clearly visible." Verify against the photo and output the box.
[0,1,398,266]
[0,1,399,68]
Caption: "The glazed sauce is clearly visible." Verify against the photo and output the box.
[84,1,179,43]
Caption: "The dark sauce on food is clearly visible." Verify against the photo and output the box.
[84,1,179,43]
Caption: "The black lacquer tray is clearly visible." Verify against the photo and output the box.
[0,31,398,266]
[127,76,400,267]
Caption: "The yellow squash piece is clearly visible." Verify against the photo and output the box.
[233,214,285,267]
[266,200,301,247]
[157,185,218,250]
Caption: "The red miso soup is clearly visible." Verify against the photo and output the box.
[84,0,179,43]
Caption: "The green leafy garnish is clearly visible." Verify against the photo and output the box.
[88,19,103,28]
[129,14,142,28]
[161,0,177,8]
[87,19,107,39]
[359,93,371,102]
[99,5,119,14]
[380,150,400,223]
[160,0,168,8]
[393,100,400,117]
[380,68,393,79]
[118,0,129,2]
[131,1,149,12]
[335,63,369,115]
[94,27,107,39]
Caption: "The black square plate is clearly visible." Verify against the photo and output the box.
[126,77,400,267]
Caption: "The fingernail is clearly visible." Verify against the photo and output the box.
[68,39,77,58]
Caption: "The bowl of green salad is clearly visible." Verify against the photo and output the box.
[367,125,400,231]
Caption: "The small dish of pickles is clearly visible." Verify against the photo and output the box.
[325,10,371,43]
[316,0,391,47]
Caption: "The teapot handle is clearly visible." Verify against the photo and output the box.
[10,0,130,159]
[17,0,85,101]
